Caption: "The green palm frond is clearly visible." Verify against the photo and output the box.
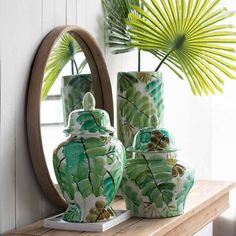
[102,0,141,54]
[126,0,236,95]
[41,33,85,100]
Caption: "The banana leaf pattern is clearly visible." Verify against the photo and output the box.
[117,72,164,153]
[53,135,125,222]
[121,153,194,218]
[62,74,93,126]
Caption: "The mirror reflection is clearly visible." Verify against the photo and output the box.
[40,33,92,184]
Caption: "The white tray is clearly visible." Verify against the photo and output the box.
[43,210,132,232]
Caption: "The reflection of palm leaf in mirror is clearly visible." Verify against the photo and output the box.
[102,0,141,54]
[41,33,86,100]
[127,0,236,95]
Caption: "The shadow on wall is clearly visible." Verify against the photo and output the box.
[214,217,236,236]
[213,189,236,236]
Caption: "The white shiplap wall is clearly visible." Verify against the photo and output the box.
[0,0,214,235]
[0,0,105,233]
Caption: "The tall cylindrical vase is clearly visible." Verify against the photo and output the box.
[61,74,93,126]
[117,71,164,153]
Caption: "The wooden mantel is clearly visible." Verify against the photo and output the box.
[6,180,235,236]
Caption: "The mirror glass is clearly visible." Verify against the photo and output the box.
[40,32,92,185]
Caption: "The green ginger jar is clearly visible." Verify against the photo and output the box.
[53,92,126,222]
[121,127,194,218]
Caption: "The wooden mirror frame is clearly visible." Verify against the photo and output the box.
[27,25,113,209]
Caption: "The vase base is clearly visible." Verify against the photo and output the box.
[43,210,131,232]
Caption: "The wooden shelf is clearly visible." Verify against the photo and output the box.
[6,180,235,236]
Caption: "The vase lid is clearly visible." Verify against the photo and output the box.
[127,127,177,153]
[64,92,115,136]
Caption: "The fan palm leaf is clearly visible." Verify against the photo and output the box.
[41,33,86,100]
[126,0,236,95]
[102,0,141,54]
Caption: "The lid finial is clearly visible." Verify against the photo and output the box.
[83,92,96,111]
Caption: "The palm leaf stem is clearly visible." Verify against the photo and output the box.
[72,58,79,74]
[155,49,173,72]
[155,33,186,72]
[138,49,141,72]
[71,60,74,75]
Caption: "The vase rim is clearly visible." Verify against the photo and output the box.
[62,73,91,79]
[126,146,178,153]
[118,71,162,75]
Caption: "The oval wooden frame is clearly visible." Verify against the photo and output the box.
[27,25,113,209]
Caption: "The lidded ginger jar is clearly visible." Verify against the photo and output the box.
[121,127,194,218]
[53,92,126,222]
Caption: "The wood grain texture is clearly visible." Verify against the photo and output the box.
[6,180,235,236]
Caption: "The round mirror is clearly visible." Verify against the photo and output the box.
[27,26,113,208]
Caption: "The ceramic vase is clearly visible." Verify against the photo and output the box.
[61,74,93,126]
[117,72,164,156]
[121,127,194,218]
[53,92,126,222]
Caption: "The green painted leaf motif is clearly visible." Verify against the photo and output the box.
[63,203,82,222]
[62,75,91,125]
[176,173,194,208]
[136,72,155,83]
[145,79,164,121]
[83,138,108,197]
[63,75,93,124]
[84,137,108,149]
[118,72,138,93]
[118,86,158,129]
[103,175,114,204]
[86,147,107,158]
[121,178,142,215]
[76,113,99,133]
[103,165,122,204]
[76,112,108,133]
[68,94,74,113]
[77,179,92,198]
[54,136,123,203]
[103,144,124,204]
[126,158,175,208]
[53,153,75,200]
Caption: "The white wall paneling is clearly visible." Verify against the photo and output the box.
[76,0,87,28]
[54,0,66,27]
[0,0,106,233]
[42,0,55,35]
[86,0,105,52]
[13,1,43,228]
[66,0,77,25]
